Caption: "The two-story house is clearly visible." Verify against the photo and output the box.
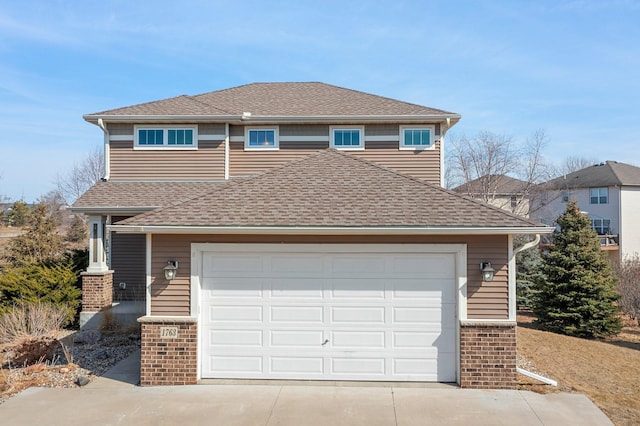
[72,82,552,389]
[532,161,640,263]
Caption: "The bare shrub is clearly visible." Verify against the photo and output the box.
[0,302,67,344]
[615,255,640,325]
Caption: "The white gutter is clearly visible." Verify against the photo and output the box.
[224,123,230,180]
[84,114,462,125]
[108,225,555,235]
[514,234,541,255]
[517,368,558,386]
[440,117,451,188]
[97,118,110,180]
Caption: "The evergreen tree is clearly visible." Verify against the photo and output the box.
[4,200,30,227]
[515,235,544,310]
[533,201,621,338]
[3,202,67,267]
[0,261,80,325]
[66,215,88,243]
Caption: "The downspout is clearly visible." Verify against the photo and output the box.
[513,233,557,386]
[224,123,230,180]
[513,234,541,255]
[440,117,450,188]
[97,118,110,180]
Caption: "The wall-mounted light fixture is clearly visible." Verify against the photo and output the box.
[164,260,179,281]
[480,261,495,282]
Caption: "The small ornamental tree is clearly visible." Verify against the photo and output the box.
[3,202,67,267]
[4,200,30,227]
[533,201,622,338]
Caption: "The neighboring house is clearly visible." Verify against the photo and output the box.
[452,175,531,217]
[71,82,552,389]
[532,161,640,262]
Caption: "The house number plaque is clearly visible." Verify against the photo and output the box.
[160,326,179,338]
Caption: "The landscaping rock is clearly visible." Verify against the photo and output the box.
[76,376,90,387]
[74,330,102,344]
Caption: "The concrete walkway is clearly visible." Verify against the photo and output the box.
[0,351,613,425]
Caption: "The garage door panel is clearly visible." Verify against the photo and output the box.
[271,255,324,273]
[270,330,324,347]
[331,306,385,323]
[204,278,263,297]
[204,255,263,275]
[331,331,385,348]
[209,329,263,347]
[392,254,455,277]
[200,245,458,382]
[330,279,385,299]
[330,256,386,274]
[331,357,386,375]
[210,305,262,322]
[270,278,324,298]
[271,306,324,323]
[209,356,263,373]
[270,357,324,374]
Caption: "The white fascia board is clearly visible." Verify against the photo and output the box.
[84,114,461,126]
[108,225,555,235]
[69,207,158,215]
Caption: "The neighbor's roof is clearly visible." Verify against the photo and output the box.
[453,175,529,196]
[545,161,640,189]
[112,149,548,232]
[84,82,460,124]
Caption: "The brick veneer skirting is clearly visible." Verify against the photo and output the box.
[138,316,198,386]
[459,321,517,389]
[81,271,114,312]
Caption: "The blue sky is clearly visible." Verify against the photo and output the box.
[1,0,639,202]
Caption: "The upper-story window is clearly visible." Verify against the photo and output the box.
[245,127,279,150]
[400,126,435,150]
[135,126,197,149]
[590,187,608,204]
[592,218,611,235]
[330,126,364,150]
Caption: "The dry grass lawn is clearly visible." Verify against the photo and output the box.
[518,313,640,426]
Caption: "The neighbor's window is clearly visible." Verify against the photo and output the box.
[245,127,279,150]
[592,218,611,235]
[135,126,197,148]
[590,187,608,204]
[330,127,364,150]
[400,126,435,150]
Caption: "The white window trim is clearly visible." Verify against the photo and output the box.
[134,125,198,150]
[330,126,365,151]
[589,187,608,205]
[244,126,280,151]
[399,125,436,151]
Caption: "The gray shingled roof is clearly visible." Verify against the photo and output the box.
[85,82,459,120]
[453,175,529,196]
[545,161,640,189]
[116,150,545,229]
[72,181,223,212]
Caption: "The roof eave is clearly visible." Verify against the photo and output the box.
[108,225,554,235]
[83,114,461,126]
[69,206,158,215]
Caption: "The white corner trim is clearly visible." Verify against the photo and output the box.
[145,233,152,317]
[508,234,516,321]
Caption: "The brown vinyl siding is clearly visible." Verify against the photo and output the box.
[228,123,442,183]
[150,234,509,319]
[110,233,146,302]
[351,140,441,185]
[229,142,325,177]
[107,123,134,135]
[109,140,225,180]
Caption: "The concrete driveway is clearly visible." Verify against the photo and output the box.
[0,352,612,426]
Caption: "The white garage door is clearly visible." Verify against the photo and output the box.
[199,244,458,382]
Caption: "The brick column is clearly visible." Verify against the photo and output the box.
[81,270,114,312]
[138,316,198,386]
[459,321,517,389]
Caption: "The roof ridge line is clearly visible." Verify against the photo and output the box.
[606,161,624,186]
